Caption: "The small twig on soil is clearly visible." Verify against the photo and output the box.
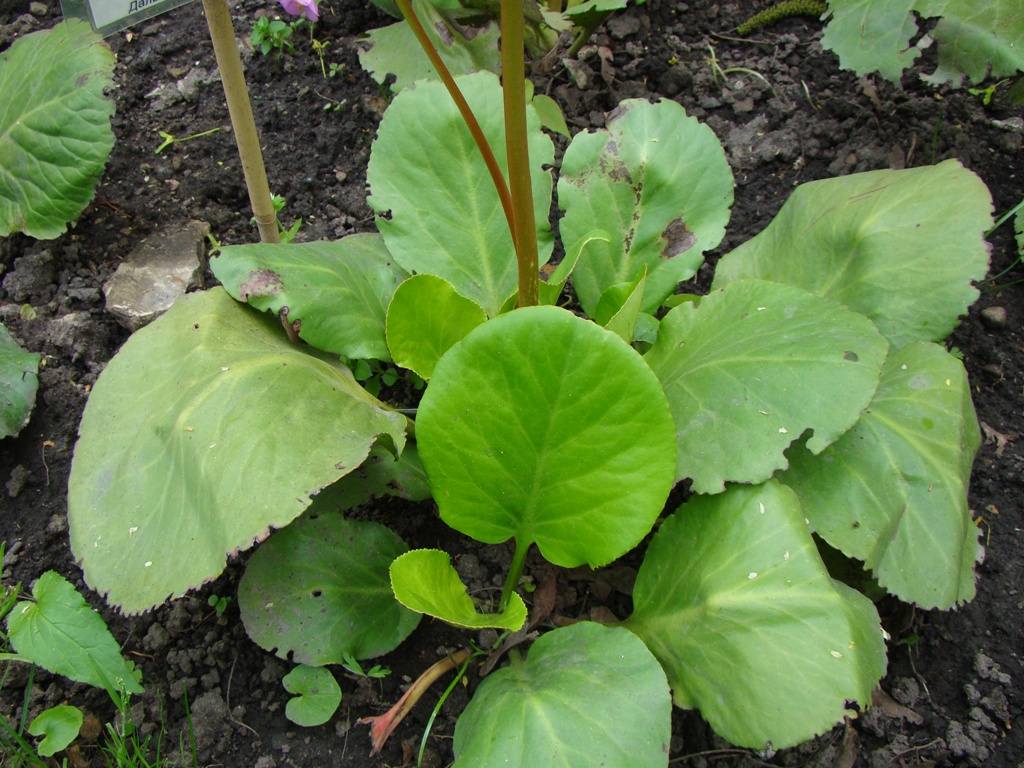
[669,748,776,766]
[40,440,54,486]
[890,737,943,765]
[710,31,774,44]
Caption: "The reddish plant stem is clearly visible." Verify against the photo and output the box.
[357,649,470,755]
[393,0,518,258]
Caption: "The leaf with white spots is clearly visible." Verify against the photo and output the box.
[644,279,887,493]
[781,342,982,609]
[68,288,407,613]
[625,481,886,749]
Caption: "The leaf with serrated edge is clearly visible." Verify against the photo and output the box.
[68,288,406,614]
[283,665,342,727]
[416,305,676,568]
[390,550,526,630]
[386,274,487,379]
[0,20,115,239]
[239,513,420,665]
[0,323,40,438]
[625,481,886,750]
[921,0,1024,85]
[781,342,981,609]
[7,572,143,697]
[644,279,887,493]
[713,161,992,349]
[367,71,553,317]
[820,0,922,82]
[452,623,671,768]
[822,0,1024,85]
[559,99,732,316]
[212,234,408,361]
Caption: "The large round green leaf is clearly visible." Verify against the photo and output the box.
[453,622,671,768]
[781,341,981,609]
[390,549,526,630]
[212,234,408,361]
[416,305,676,568]
[0,322,40,439]
[712,161,992,349]
[0,20,115,239]
[625,481,886,750]
[367,71,554,317]
[385,274,487,379]
[559,98,733,317]
[68,288,407,614]
[644,279,887,493]
[239,513,420,665]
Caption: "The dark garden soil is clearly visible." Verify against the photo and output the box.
[1,0,1023,766]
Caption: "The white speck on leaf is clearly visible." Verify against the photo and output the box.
[831,651,843,658]
[144,561,153,567]
[748,572,757,579]
[779,427,788,434]
[758,501,765,514]
[129,527,138,537]
[784,550,790,560]
[221,367,229,371]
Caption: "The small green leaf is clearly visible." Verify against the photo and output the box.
[29,705,83,757]
[386,275,487,379]
[321,442,431,509]
[358,0,501,92]
[781,342,982,609]
[0,323,40,439]
[390,549,527,630]
[282,665,341,727]
[531,93,571,138]
[367,72,554,317]
[452,623,671,768]
[713,160,992,349]
[239,513,420,665]
[626,481,886,750]
[68,288,407,613]
[594,266,647,344]
[644,279,887,493]
[559,99,733,316]
[0,20,115,239]
[416,306,677,568]
[7,572,143,698]
[212,234,408,361]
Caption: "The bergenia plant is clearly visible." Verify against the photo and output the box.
[66,0,992,762]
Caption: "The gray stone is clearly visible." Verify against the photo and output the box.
[145,68,220,111]
[980,306,1008,331]
[28,2,47,15]
[104,221,209,331]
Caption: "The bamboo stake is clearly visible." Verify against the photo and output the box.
[201,0,280,243]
